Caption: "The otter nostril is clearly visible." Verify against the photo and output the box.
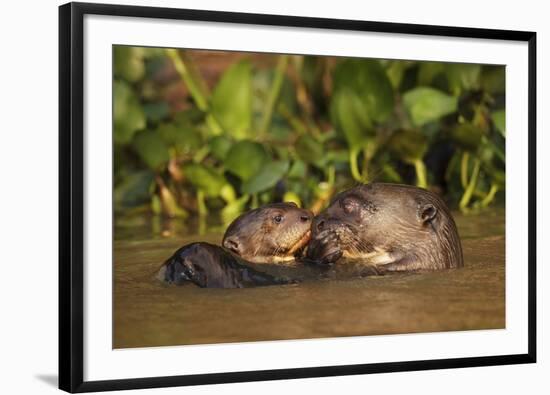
[316,219,325,230]
[300,215,310,222]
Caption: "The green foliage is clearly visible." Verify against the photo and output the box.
[183,163,226,197]
[157,123,201,154]
[132,130,170,170]
[225,140,268,180]
[208,135,233,161]
[296,135,325,167]
[114,170,154,209]
[445,63,481,95]
[481,66,506,94]
[242,161,290,194]
[451,123,484,152]
[388,129,428,163]
[113,45,506,222]
[114,80,146,144]
[331,89,373,148]
[333,59,394,123]
[491,110,506,137]
[211,60,253,139]
[114,46,146,82]
[403,87,458,127]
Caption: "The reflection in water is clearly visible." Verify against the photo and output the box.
[113,209,505,348]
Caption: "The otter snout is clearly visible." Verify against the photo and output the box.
[307,215,348,265]
[312,215,346,236]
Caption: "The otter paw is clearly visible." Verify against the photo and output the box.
[307,231,343,265]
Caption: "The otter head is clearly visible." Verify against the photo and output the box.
[307,183,463,271]
[163,243,213,287]
[222,202,313,264]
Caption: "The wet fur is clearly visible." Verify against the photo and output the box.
[307,183,463,271]
[160,242,293,288]
[222,202,312,264]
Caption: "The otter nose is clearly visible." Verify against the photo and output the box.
[315,218,325,231]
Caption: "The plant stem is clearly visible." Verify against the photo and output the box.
[156,176,188,218]
[197,190,207,217]
[260,55,289,138]
[251,193,259,209]
[459,158,481,211]
[414,159,428,189]
[349,148,362,182]
[482,136,505,163]
[193,146,210,163]
[166,49,209,109]
[278,102,307,135]
[327,164,335,187]
[480,183,499,207]
[460,151,470,189]
[165,49,223,135]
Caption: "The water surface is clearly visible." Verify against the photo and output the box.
[113,209,505,348]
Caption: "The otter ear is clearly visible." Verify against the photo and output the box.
[223,236,241,255]
[419,203,437,225]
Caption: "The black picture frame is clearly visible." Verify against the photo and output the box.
[59,2,537,393]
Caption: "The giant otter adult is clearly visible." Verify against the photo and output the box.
[222,202,313,263]
[159,202,313,288]
[307,183,463,271]
[160,242,294,288]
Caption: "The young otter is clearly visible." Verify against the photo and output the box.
[307,183,463,271]
[222,202,313,263]
[159,202,313,288]
[160,242,293,288]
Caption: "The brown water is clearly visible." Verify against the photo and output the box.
[113,209,505,348]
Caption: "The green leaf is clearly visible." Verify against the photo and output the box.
[157,122,201,153]
[221,194,250,224]
[114,46,145,83]
[288,159,306,179]
[132,130,170,170]
[388,129,428,163]
[326,150,350,164]
[208,135,233,161]
[386,60,415,89]
[242,161,289,194]
[225,140,268,180]
[417,62,444,86]
[295,135,325,167]
[332,59,394,123]
[330,89,372,150]
[481,66,505,94]
[283,191,302,207]
[451,122,484,152]
[492,110,506,137]
[183,163,226,197]
[445,63,481,95]
[211,60,252,139]
[403,87,457,127]
[114,170,154,208]
[143,102,170,123]
[114,80,146,144]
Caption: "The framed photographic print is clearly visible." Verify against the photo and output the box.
[59,1,537,392]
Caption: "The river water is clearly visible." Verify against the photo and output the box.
[113,208,505,348]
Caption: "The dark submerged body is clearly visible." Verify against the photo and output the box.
[160,242,293,288]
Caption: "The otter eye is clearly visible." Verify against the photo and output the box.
[341,199,356,214]
[273,214,283,223]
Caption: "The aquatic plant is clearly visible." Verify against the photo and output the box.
[113,46,505,223]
